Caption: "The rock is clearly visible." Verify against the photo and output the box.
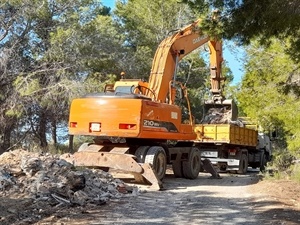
[202,107,233,124]
[0,169,16,191]
[21,157,42,176]
[0,149,138,208]
[66,171,86,192]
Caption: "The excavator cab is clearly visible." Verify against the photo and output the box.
[202,98,238,124]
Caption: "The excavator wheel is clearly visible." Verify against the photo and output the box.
[135,146,150,163]
[182,147,201,179]
[172,160,183,178]
[144,146,167,180]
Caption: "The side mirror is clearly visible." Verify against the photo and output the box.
[270,128,278,140]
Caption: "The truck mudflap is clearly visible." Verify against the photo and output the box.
[61,151,162,190]
[201,159,221,178]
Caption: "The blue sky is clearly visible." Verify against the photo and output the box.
[101,0,244,84]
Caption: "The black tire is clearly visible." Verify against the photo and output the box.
[182,148,201,179]
[172,160,183,178]
[237,153,248,174]
[260,153,267,172]
[135,146,150,163]
[144,146,167,180]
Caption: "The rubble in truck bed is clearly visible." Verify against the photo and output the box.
[201,107,244,126]
[0,149,139,217]
[201,107,233,124]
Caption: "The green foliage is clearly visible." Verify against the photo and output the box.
[115,0,194,48]
[47,143,70,155]
[271,149,295,171]
[0,0,118,151]
[291,164,300,182]
[265,148,300,182]
[114,0,195,77]
[237,39,300,153]
[181,0,300,62]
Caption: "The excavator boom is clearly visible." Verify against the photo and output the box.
[147,20,210,102]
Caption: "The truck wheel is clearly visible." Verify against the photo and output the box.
[145,146,167,180]
[182,148,201,179]
[260,153,267,172]
[237,154,248,174]
[135,146,150,163]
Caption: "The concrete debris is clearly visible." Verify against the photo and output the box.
[0,149,139,208]
[202,107,233,124]
[202,107,244,127]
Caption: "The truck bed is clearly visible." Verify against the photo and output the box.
[194,124,257,147]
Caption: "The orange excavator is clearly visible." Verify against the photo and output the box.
[66,19,235,189]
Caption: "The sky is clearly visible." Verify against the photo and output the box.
[101,0,244,84]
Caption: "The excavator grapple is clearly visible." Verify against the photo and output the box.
[203,98,238,123]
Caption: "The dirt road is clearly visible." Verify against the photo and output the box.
[36,169,300,225]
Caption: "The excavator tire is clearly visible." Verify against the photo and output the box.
[135,146,150,163]
[182,148,201,179]
[237,153,248,174]
[172,161,183,178]
[144,146,167,180]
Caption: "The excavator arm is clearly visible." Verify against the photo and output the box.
[146,19,224,104]
[208,41,225,101]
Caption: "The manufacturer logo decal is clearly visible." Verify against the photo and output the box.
[144,120,160,127]
[192,35,208,44]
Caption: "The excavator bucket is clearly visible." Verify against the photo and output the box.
[202,99,238,123]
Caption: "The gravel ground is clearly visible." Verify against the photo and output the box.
[33,169,300,225]
[0,149,299,225]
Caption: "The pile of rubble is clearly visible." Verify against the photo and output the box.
[0,149,138,207]
[201,107,233,124]
[201,107,244,127]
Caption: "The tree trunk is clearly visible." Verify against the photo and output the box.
[0,123,14,154]
[38,110,48,149]
[51,117,58,148]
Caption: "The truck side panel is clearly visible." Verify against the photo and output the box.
[194,124,257,147]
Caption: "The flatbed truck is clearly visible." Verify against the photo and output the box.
[194,121,272,173]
